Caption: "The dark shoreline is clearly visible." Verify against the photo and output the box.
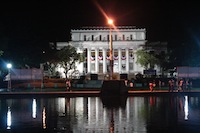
[0,90,200,98]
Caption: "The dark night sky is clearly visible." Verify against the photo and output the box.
[1,1,200,41]
[0,0,200,66]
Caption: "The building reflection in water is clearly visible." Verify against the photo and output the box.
[7,107,11,129]
[1,95,200,132]
[127,96,147,132]
[42,107,46,129]
[57,98,65,116]
[32,99,37,119]
[184,95,189,120]
[109,108,114,133]
[0,96,151,132]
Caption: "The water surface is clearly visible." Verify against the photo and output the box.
[0,94,200,133]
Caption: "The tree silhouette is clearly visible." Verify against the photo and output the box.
[56,45,83,78]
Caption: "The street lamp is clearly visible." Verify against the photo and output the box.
[108,18,113,80]
[7,63,12,89]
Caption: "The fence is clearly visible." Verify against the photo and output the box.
[10,68,43,80]
[177,66,200,78]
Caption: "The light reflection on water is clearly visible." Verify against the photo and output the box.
[0,95,200,132]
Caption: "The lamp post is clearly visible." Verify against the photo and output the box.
[7,63,12,89]
[108,19,113,80]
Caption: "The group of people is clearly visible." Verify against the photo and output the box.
[169,78,192,92]
[177,79,192,92]
[149,78,192,92]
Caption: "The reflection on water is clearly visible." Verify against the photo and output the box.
[7,107,11,129]
[42,107,46,129]
[0,95,200,132]
[184,96,189,120]
[32,99,37,119]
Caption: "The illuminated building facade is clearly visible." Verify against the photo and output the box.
[56,26,147,78]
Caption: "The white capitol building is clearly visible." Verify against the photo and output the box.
[55,26,167,79]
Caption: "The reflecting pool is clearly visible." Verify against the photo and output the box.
[0,94,200,133]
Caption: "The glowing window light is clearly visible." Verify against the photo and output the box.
[7,107,11,129]
[32,99,37,118]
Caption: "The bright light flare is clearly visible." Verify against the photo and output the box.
[93,1,115,26]
[92,0,121,35]
[7,63,12,69]
[108,19,113,25]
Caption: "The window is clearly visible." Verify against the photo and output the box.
[91,35,94,41]
[99,35,102,41]
[141,32,145,40]
[130,35,133,40]
[99,49,103,56]
[122,35,125,41]
[129,49,134,59]
[91,50,95,61]
[115,35,117,40]
[107,49,110,59]
[122,49,126,59]
[114,49,118,60]
[84,35,86,41]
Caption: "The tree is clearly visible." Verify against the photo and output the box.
[0,50,3,56]
[136,49,158,69]
[56,45,83,79]
[155,51,170,76]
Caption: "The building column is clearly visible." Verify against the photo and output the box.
[95,48,99,73]
[133,50,137,72]
[126,48,129,73]
[87,48,91,73]
[79,49,84,75]
[118,48,122,73]
[103,48,107,74]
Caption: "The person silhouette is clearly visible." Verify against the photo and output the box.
[66,79,71,91]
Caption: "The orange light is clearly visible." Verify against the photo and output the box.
[108,19,113,25]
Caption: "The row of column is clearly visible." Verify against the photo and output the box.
[87,48,133,74]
